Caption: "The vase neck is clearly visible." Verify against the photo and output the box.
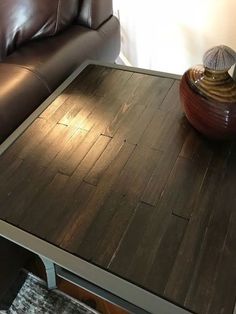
[204,67,230,80]
[187,65,236,103]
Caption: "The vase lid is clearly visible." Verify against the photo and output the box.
[203,45,236,71]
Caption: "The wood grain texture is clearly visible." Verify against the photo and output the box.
[0,65,235,314]
[164,169,221,304]
[59,142,136,252]
[78,145,161,266]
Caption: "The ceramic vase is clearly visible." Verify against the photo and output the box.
[180,45,236,140]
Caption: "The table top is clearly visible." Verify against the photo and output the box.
[0,63,235,314]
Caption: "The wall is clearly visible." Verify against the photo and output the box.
[113,0,236,75]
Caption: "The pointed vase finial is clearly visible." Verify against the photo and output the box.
[203,45,236,71]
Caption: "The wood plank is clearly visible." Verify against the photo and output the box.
[117,74,172,109]
[80,70,137,133]
[0,158,23,185]
[108,202,156,277]
[75,70,133,134]
[118,156,210,287]
[141,141,180,206]
[144,215,187,295]
[62,93,100,130]
[78,145,160,266]
[103,75,173,139]
[40,65,111,120]
[46,95,83,125]
[180,129,232,171]
[55,74,149,175]
[4,166,56,226]
[139,106,189,153]
[77,65,116,95]
[0,158,24,217]
[125,108,164,145]
[164,169,221,305]
[38,125,87,169]
[18,119,56,159]
[59,142,135,250]
[58,100,83,126]
[157,154,211,220]
[49,128,87,174]
[28,125,75,168]
[109,104,145,140]
[7,130,89,223]
[183,153,236,314]
[0,160,44,219]
[44,66,113,124]
[64,72,108,107]
[0,118,53,161]
[63,135,111,195]
[18,135,110,236]
[52,69,135,176]
[92,68,133,99]
[154,110,190,153]
[114,200,172,286]
[45,182,96,244]
[179,129,204,159]
[20,173,70,236]
[39,92,71,120]
[40,125,75,168]
[206,207,236,314]
[208,141,233,171]
[104,102,145,139]
[159,80,181,112]
[39,65,95,120]
[58,127,102,175]
[8,131,94,225]
[25,123,67,163]
[138,81,189,152]
[136,107,166,147]
[84,138,125,186]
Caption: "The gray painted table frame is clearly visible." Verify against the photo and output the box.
[0,60,192,314]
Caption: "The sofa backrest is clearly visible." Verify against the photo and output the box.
[0,0,80,60]
[77,0,113,30]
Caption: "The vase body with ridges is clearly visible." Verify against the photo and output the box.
[180,65,236,140]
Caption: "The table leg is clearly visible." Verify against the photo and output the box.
[39,256,57,290]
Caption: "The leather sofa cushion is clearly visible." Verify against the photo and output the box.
[0,0,80,60]
[0,64,50,143]
[5,17,120,92]
[77,0,113,29]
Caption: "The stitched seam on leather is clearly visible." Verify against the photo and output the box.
[3,63,51,93]
[54,0,61,35]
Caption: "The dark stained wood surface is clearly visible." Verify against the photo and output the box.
[0,64,235,314]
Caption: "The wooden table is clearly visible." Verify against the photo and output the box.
[0,62,235,314]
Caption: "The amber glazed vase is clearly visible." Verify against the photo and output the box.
[180,65,236,140]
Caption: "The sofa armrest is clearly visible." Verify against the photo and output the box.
[77,0,113,30]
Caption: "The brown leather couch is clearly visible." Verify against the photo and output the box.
[0,0,120,143]
[0,0,120,308]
